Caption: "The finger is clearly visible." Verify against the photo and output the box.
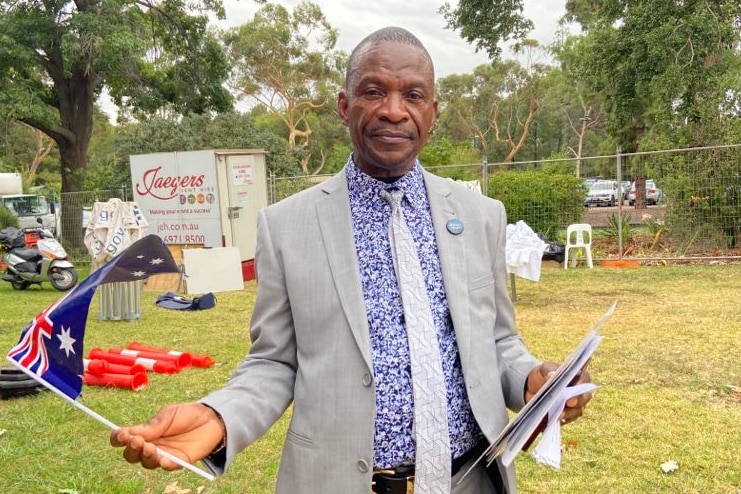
[560,407,583,424]
[122,439,144,465]
[568,389,595,408]
[139,441,161,470]
[581,358,592,372]
[122,446,143,465]
[110,428,130,448]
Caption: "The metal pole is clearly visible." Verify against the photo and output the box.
[481,157,489,197]
[616,146,623,259]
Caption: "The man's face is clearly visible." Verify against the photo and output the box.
[338,41,438,178]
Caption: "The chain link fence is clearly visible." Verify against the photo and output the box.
[58,186,132,250]
[61,146,740,262]
[267,145,741,261]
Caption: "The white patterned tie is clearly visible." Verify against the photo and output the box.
[381,189,451,494]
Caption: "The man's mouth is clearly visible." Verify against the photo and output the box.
[370,130,413,143]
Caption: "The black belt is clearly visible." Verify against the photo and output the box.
[371,442,484,494]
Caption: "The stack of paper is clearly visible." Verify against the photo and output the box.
[461,300,616,480]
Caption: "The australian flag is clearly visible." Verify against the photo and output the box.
[6,235,179,400]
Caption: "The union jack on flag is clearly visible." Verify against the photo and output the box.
[6,235,180,400]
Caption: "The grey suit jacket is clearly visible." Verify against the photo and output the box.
[202,169,539,493]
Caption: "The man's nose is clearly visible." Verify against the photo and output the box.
[378,93,408,122]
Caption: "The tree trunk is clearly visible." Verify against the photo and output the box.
[634,177,647,210]
[55,67,97,249]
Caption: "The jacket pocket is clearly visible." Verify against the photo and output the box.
[469,273,495,291]
[286,428,315,449]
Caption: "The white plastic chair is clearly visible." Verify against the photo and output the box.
[564,223,593,269]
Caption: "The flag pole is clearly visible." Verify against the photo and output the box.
[5,357,215,482]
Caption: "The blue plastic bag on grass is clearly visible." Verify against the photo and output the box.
[156,292,216,311]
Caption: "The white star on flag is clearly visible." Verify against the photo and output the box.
[57,327,77,357]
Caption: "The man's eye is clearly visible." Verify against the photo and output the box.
[364,88,383,98]
[406,92,424,101]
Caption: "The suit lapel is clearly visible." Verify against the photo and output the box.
[425,173,472,360]
[316,174,373,369]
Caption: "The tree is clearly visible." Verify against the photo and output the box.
[222,1,345,174]
[439,0,534,60]
[112,112,295,188]
[0,119,57,187]
[544,36,609,176]
[563,0,740,152]
[437,42,549,164]
[562,0,741,210]
[0,0,248,241]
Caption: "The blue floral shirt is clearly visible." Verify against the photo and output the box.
[346,158,482,468]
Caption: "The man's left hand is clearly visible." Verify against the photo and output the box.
[525,361,593,425]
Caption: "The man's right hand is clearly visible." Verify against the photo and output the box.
[110,402,224,471]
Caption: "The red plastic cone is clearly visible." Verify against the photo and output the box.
[83,371,149,391]
[108,347,192,369]
[126,341,215,368]
[83,358,147,376]
[87,348,180,374]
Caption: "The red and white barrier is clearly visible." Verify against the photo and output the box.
[87,348,180,374]
[126,341,215,368]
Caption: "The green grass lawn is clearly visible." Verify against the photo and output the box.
[1,262,740,493]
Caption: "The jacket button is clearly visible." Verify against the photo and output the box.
[362,373,372,386]
[357,459,370,473]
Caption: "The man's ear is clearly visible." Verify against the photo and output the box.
[338,91,350,126]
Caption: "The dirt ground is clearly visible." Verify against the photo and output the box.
[582,203,665,228]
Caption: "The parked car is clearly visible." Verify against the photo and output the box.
[628,180,663,205]
[584,180,618,207]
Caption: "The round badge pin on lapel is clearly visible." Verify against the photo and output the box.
[446,218,464,235]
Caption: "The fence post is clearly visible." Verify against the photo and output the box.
[616,146,624,259]
[269,171,276,205]
[481,157,489,197]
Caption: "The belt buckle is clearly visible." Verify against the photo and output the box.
[372,469,414,494]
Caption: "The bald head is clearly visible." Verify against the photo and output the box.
[345,27,435,90]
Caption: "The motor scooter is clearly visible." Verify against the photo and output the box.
[0,221,78,291]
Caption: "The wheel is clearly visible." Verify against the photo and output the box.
[50,268,78,291]
[10,279,30,290]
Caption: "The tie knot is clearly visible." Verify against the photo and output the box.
[380,189,404,210]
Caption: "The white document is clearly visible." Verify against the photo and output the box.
[461,300,617,480]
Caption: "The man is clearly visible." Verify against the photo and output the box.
[111,27,593,493]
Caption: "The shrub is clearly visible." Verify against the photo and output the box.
[0,205,20,229]
[488,170,585,238]
[606,212,632,245]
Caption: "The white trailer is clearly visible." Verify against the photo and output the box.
[129,150,268,280]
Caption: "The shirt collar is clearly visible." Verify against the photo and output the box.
[345,155,428,211]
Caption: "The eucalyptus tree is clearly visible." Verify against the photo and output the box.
[221,1,345,175]
[437,41,550,164]
[0,0,249,241]
[0,120,57,185]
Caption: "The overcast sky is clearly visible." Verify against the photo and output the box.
[102,1,565,119]
[220,0,566,78]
